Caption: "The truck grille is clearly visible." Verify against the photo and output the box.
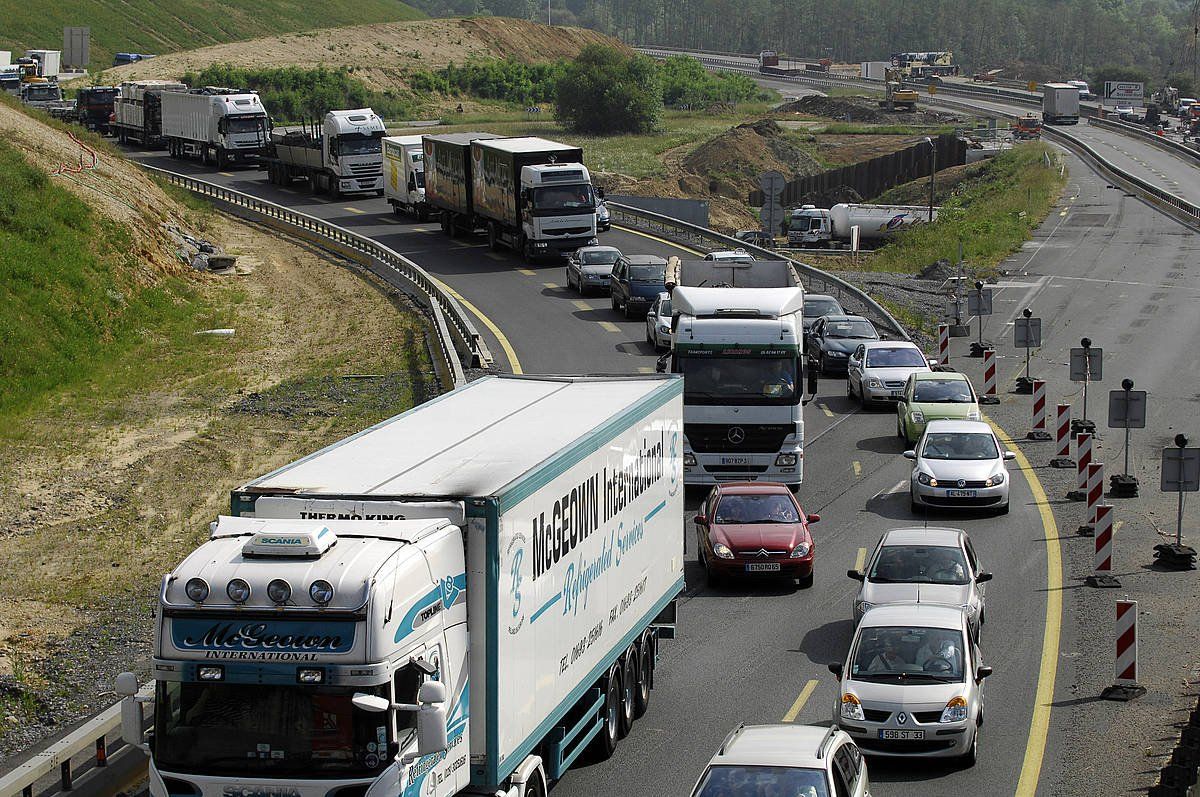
[347,162,381,176]
[687,424,791,454]
[543,226,592,237]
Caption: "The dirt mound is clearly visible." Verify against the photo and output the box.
[681,119,821,201]
[80,18,629,93]
[775,95,961,125]
[0,101,197,278]
[873,160,988,205]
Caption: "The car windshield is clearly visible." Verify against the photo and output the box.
[581,250,620,266]
[825,320,876,339]
[869,544,970,585]
[850,626,966,682]
[680,356,799,403]
[866,347,926,368]
[913,379,974,403]
[921,432,998,460]
[692,765,830,797]
[532,184,594,211]
[714,493,799,524]
[804,299,841,318]
[336,135,382,156]
[629,264,666,282]
[153,681,392,778]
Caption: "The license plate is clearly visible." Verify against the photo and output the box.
[947,489,977,498]
[889,390,903,398]
[745,562,781,572]
[720,456,750,465]
[879,729,925,740]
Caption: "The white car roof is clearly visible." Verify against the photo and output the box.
[861,340,920,351]
[881,527,966,548]
[922,419,994,435]
[709,724,833,769]
[860,602,966,630]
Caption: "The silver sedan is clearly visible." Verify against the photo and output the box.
[565,245,622,295]
[906,420,1015,514]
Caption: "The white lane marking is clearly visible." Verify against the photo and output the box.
[871,479,908,500]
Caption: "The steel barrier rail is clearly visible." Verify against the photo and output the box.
[1086,115,1200,162]
[139,165,487,388]
[607,201,912,341]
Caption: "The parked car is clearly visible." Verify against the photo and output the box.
[645,291,672,351]
[694,481,819,588]
[565,245,621,294]
[896,371,981,444]
[848,527,991,634]
[734,229,775,248]
[690,724,871,797]
[808,315,879,375]
[847,341,932,406]
[610,254,668,318]
[906,419,1015,514]
[703,249,755,264]
[829,604,991,765]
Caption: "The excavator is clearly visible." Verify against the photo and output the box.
[879,68,918,111]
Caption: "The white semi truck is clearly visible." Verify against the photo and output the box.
[658,259,815,487]
[383,134,430,220]
[161,87,270,167]
[1042,82,1081,124]
[113,80,188,148]
[118,374,685,797]
[787,203,938,248]
[262,109,385,197]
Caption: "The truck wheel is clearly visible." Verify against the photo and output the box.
[418,206,429,223]
[522,771,547,797]
[619,650,637,737]
[588,667,621,761]
[487,223,500,252]
[440,214,452,235]
[634,637,653,718]
[216,148,227,169]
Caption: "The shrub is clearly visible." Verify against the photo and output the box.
[554,45,661,134]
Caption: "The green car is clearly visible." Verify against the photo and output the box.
[896,371,982,444]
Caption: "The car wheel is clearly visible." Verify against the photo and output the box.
[997,501,1010,516]
[623,301,633,319]
[611,295,619,312]
[846,378,853,398]
[910,497,921,514]
[897,417,906,439]
[646,326,653,344]
[798,569,814,590]
[959,728,978,768]
[818,354,827,376]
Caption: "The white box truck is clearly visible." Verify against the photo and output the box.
[117,374,685,797]
[24,49,60,79]
[1042,82,1081,125]
[161,87,270,167]
[113,80,188,147]
[384,134,430,220]
[788,203,938,248]
[860,61,889,81]
[262,109,385,197]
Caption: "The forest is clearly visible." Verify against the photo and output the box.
[399,0,1200,86]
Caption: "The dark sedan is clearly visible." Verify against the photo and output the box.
[807,314,879,375]
[610,254,668,318]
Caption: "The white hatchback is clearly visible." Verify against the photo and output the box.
[847,341,931,406]
[645,292,672,351]
[690,724,871,797]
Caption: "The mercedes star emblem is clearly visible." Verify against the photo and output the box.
[727,426,746,444]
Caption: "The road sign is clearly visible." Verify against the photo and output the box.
[761,202,785,236]
[758,170,786,199]
[1014,317,1042,348]
[967,289,993,316]
[1108,390,1147,429]
[1161,447,1200,492]
[1070,347,1103,382]
[1103,81,1144,107]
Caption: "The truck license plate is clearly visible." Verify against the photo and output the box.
[720,456,750,465]
[879,729,925,740]
[947,489,977,498]
[745,563,781,572]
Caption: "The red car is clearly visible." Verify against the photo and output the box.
[694,482,819,588]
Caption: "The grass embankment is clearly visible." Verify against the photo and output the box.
[0,0,424,65]
[853,143,1065,274]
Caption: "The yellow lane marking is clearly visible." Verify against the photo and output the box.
[572,300,592,311]
[637,366,654,374]
[854,547,867,573]
[518,268,536,276]
[853,460,862,477]
[343,206,365,214]
[484,252,506,261]
[819,403,834,418]
[613,224,705,256]
[543,282,558,289]
[428,278,522,374]
[598,321,621,333]
[218,171,235,177]
[989,419,1062,797]
[782,679,820,723]
[1114,520,1124,535]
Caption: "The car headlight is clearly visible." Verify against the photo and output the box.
[940,696,969,723]
[966,410,981,420]
[917,472,938,487]
[985,471,1005,486]
[910,410,925,423]
[841,693,864,721]
[713,543,735,560]
[866,378,882,388]
[829,350,848,358]
[790,541,811,558]
[776,453,798,466]
[658,325,670,334]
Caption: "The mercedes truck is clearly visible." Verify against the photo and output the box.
[788,203,938,248]
[262,109,385,197]
[117,374,684,797]
[162,87,270,167]
[384,134,430,220]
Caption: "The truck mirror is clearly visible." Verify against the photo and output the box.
[121,697,146,750]
[115,671,139,697]
[417,680,448,704]
[655,353,670,374]
[352,693,391,713]
[416,704,449,758]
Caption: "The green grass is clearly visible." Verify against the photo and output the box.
[840,143,1066,274]
[0,0,425,65]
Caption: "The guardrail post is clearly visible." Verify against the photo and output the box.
[61,760,72,791]
[96,735,108,767]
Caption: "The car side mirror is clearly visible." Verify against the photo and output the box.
[655,353,670,374]
[693,515,707,526]
[847,569,864,581]
[827,662,844,678]
[903,450,916,459]
[975,665,993,682]
[976,572,993,583]
[807,513,820,523]
[1004,451,1017,460]
[928,358,939,368]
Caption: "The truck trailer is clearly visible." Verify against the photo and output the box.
[423,131,501,236]
[788,203,938,248]
[384,134,430,220]
[113,80,188,147]
[117,374,684,797]
[471,137,598,262]
[23,49,60,79]
[162,87,270,166]
[76,86,119,132]
[1042,82,1081,125]
[262,109,386,197]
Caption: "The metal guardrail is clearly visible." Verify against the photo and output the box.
[141,166,489,388]
[608,201,911,341]
[1087,115,1200,162]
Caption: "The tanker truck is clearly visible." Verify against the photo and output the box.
[787,203,938,248]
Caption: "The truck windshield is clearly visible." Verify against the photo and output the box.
[153,681,392,779]
[679,356,800,405]
[532,184,594,212]
[336,135,383,156]
[26,87,60,101]
[789,215,819,232]
[415,169,426,188]
[224,115,267,134]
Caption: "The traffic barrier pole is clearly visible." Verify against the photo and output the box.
[1051,404,1073,467]
[1027,380,1052,440]
[980,348,999,404]
[1068,432,1092,498]
[1078,462,1104,534]
[1102,600,1145,700]
[1086,505,1121,588]
[937,324,949,365]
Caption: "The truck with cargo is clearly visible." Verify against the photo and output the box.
[117,374,684,797]
[23,49,60,79]
[788,203,938,248]
[658,275,815,487]
[162,87,269,166]
[860,61,888,81]
[262,109,385,197]
[113,80,188,147]
[1042,82,1081,124]
[471,137,598,262]
[424,131,501,236]
[384,134,430,220]
[75,86,119,132]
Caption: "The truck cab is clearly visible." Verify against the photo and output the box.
[324,109,386,195]
[788,205,831,247]
[520,162,598,258]
[19,81,62,108]
[384,134,429,220]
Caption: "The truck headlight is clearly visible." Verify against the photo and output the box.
[985,471,1005,486]
[940,696,969,723]
[917,472,938,487]
[226,578,251,603]
[776,453,798,466]
[185,578,209,602]
[841,693,864,721]
[198,665,224,681]
[683,452,697,466]
[297,668,326,684]
[713,543,735,560]
[310,579,335,605]
[790,542,811,558]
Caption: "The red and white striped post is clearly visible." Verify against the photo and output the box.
[1078,462,1105,534]
[937,323,949,365]
[1027,380,1051,440]
[980,348,999,404]
[1094,505,1114,572]
[1101,600,1144,700]
[1050,404,1073,467]
[1069,432,1092,499]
